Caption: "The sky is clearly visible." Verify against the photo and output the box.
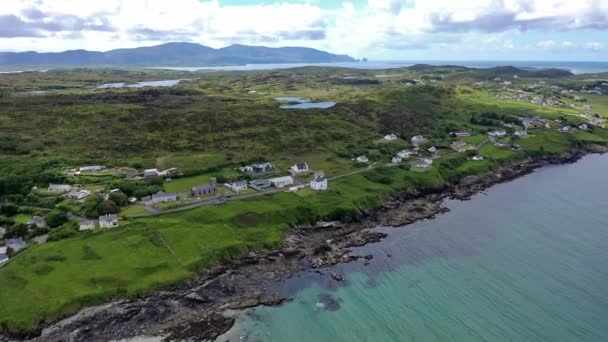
[0,0,607,61]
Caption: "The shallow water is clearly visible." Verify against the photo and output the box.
[274,97,336,109]
[221,154,608,342]
[96,79,184,89]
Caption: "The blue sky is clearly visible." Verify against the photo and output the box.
[0,0,607,61]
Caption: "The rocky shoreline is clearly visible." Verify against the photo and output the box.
[2,146,607,342]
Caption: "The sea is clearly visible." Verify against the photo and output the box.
[218,153,608,342]
[152,60,608,75]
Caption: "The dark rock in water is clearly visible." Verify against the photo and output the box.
[164,313,234,341]
[314,243,333,255]
[316,294,341,311]
[330,272,344,282]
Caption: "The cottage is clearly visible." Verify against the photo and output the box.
[397,150,414,159]
[514,130,527,137]
[227,180,248,192]
[488,130,507,138]
[7,237,26,252]
[248,90,257,95]
[383,133,399,141]
[392,157,402,164]
[48,184,72,192]
[252,162,273,173]
[148,191,178,204]
[356,155,369,163]
[471,155,484,161]
[269,176,294,188]
[427,146,437,154]
[522,117,550,129]
[79,220,95,231]
[450,141,468,152]
[67,189,92,200]
[99,214,119,229]
[452,131,471,137]
[239,165,254,172]
[191,178,217,197]
[414,158,433,169]
[411,135,426,146]
[558,126,573,133]
[578,124,588,130]
[28,216,47,229]
[310,173,328,191]
[143,169,160,178]
[249,179,271,189]
[290,162,309,174]
[79,165,105,173]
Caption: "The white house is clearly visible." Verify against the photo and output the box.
[99,214,119,229]
[415,158,433,169]
[248,90,257,95]
[290,163,309,173]
[514,130,527,137]
[147,191,178,204]
[452,131,471,137]
[488,130,507,138]
[392,157,402,164]
[472,155,484,161]
[227,181,248,192]
[450,141,468,152]
[427,146,437,154]
[356,155,369,163]
[143,169,160,178]
[383,133,399,141]
[67,189,92,200]
[397,150,414,159]
[310,174,328,191]
[79,220,95,231]
[578,124,588,130]
[411,135,426,146]
[48,184,72,192]
[269,176,294,188]
[79,165,105,173]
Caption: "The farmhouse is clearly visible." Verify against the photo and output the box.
[310,172,328,191]
[514,130,527,137]
[291,162,309,173]
[414,158,433,169]
[411,135,426,145]
[149,191,178,204]
[79,220,95,231]
[67,189,92,200]
[226,180,248,192]
[269,176,294,188]
[488,130,507,138]
[383,133,399,141]
[192,178,217,197]
[450,141,468,152]
[28,216,47,229]
[578,124,588,130]
[78,165,105,173]
[99,214,119,229]
[397,150,414,158]
[356,155,369,163]
[48,184,72,192]
[471,155,484,161]
[427,146,437,154]
[7,237,26,252]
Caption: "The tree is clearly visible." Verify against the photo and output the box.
[108,191,128,207]
[6,223,28,239]
[83,195,104,218]
[0,204,19,217]
[44,209,68,228]
[98,200,119,215]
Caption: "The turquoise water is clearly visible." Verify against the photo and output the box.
[221,154,608,342]
[274,97,336,109]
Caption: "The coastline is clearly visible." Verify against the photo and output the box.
[3,145,607,342]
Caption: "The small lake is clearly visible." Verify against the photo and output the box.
[274,97,336,109]
[96,79,184,89]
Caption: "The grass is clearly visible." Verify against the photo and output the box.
[119,205,148,217]
[12,214,31,224]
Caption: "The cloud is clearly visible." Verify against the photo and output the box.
[128,27,199,42]
[0,15,43,37]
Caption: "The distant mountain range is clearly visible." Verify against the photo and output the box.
[0,42,356,66]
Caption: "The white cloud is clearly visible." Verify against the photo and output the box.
[0,0,606,59]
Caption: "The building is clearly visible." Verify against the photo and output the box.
[397,150,414,159]
[7,237,26,252]
[578,124,588,130]
[522,117,550,129]
[269,176,294,188]
[67,189,92,200]
[310,173,328,191]
[143,169,160,178]
[450,141,468,152]
[414,158,433,169]
[249,179,271,189]
[383,133,399,141]
[241,162,273,173]
[99,214,119,229]
[227,180,248,192]
[48,184,72,192]
[291,162,310,173]
[488,130,507,138]
[79,220,95,231]
[452,131,471,137]
[148,191,178,204]
[0,227,5,239]
[79,165,105,173]
[248,90,257,95]
[471,155,484,161]
[411,135,426,146]
[559,126,573,133]
[514,130,527,137]
[356,155,369,163]
[191,178,217,197]
[427,146,437,154]
[392,157,402,164]
[28,216,47,229]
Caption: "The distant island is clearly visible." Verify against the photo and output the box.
[0,42,356,67]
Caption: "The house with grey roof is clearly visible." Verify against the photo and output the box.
[310,172,328,191]
[28,216,47,229]
[79,220,96,231]
[290,162,309,174]
[143,169,160,178]
[249,179,271,189]
[226,180,247,193]
[67,189,92,200]
[99,214,119,229]
[269,176,294,188]
[7,237,26,253]
[191,178,217,197]
[148,191,178,204]
[0,227,5,239]
[48,184,72,192]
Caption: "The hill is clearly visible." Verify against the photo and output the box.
[0,42,356,67]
